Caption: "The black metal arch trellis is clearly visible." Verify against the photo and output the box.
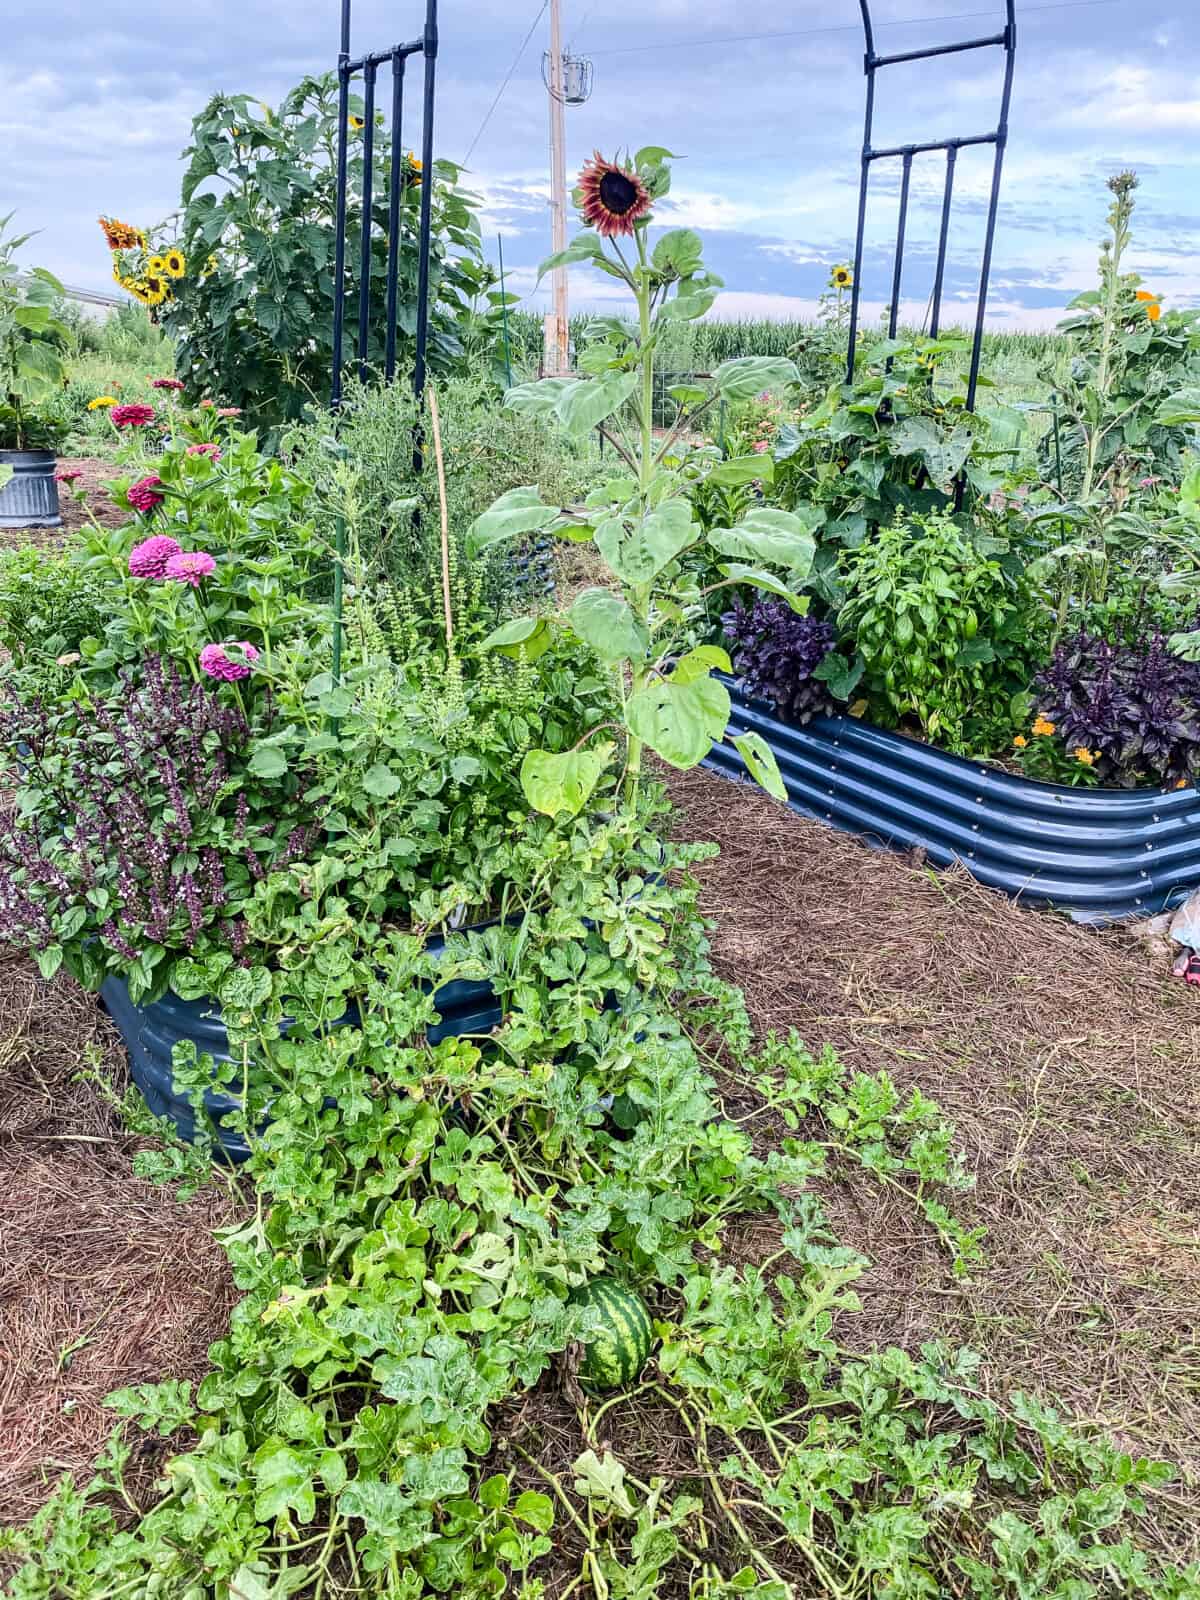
[329,0,439,412]
[846,0,1017,411]
[328,0,439,690]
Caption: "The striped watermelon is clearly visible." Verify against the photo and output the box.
[571,1278,653,1389]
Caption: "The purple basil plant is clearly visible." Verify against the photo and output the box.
[1036,628,1200,788]
[0,654,318,987]
[722,597,839,725]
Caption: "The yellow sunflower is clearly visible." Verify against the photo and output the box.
[88,395,117,411]
[164,249,186,279]
[141,275,168,306]
[348,114,365,131]
[830,264,854,289]
[147,254,167,275]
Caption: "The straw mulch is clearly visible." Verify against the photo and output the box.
[670,765,1200,1561]
[0,953,238,1527]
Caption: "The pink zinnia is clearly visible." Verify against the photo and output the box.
[216,407,241,418]
[752,440,770,454]
[128,534,182,578]
[186,442,221,460]
[151,377,184,391]
[55,469,82,484]
[199,641,259,682]
[109,403,156,429]
[164,550,216,588]
[127,474,165,512]
[199,399,215,409]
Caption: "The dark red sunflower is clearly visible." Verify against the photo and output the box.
[578,153,652,238]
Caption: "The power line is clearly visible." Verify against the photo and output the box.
[461,0,550,167]
[587,0,1120,57]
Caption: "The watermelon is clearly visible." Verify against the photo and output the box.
[571,1278,653,1390]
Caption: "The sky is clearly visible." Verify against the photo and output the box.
[3,0,1199,331]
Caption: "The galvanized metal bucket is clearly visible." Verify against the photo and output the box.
[0,450,62,529]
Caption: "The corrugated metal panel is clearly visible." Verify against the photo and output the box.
[101,935,503,1162]
[703,680,1200,923]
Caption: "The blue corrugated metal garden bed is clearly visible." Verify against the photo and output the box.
[703,678,1200,924]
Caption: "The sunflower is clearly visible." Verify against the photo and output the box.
[578,152,652,238]
[830,264,854,289]
[164,249,186,279]
[98,215,144,251]
[348,114,365,131]
[141,275,168,306]
[403,152,423,188]
[1135,289,1162,323]
[147,254,167,276]
[88,395,117,411]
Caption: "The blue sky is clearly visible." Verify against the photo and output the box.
[4,0,1198,329]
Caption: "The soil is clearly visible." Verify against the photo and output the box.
[669,764,1200,1562]
[0,456,125,554]
[0,954,239,1527]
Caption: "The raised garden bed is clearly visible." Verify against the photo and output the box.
[100,934,505,1161]
[705,678,1200,923]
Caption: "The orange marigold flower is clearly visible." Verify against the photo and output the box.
[1073,747,1097,767]
[1032,715,1056,737]
[1013,735,1028,749]
[1136,289,1162,323]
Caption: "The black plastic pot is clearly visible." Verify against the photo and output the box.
[100,929,504,1163]
[0,449,62,529]
[705,677,1200,924]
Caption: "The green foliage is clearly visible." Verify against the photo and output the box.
[162,76,494,434]
[0,212,70,450]
[286,371,601,608]
[468,148,813,809]
[838,511,1037,753]
[0,546,106,696]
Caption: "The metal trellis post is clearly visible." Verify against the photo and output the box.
[846,0,1017,414]
[329,0,440,692]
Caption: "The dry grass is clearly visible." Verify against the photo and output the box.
[670,766,1200,1560]
[0,952,238,1526]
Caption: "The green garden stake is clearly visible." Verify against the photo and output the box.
[497,234,513,390]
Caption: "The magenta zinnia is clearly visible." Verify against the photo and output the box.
[128,534,182,578]
[164,550,216,588]
[54,469,82,485]
[578,153,652,238]
[186,442,221,460]
[109,403,156,429]
[150,377,184,391]
[127,475,165,513]
[199,641,259,681]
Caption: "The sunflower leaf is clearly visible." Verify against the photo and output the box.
[713,356,801,401]
[555,371,639,438]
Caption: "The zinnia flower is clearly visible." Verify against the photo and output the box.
[128,534,182,578]
[578,152,653,238]
[199,399,215,409]
[1073,747,1097,767]
[1032,715,1057,737]
[54,469,82,484]
[164,550,216,588]
[164,249,186,279]
[199,641,259,682]
[151,377,184,391]
[88,395,117,411]
[1013,735,1028,749]
[127,475,165,513]
[1135,289,1162,323]
[110,403,156,429]
[752,440,770,454]
[216,406,241,418]
[830,264,854,288]
[186,442,221,459]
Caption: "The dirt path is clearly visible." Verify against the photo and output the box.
[671,765,1200,1560]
